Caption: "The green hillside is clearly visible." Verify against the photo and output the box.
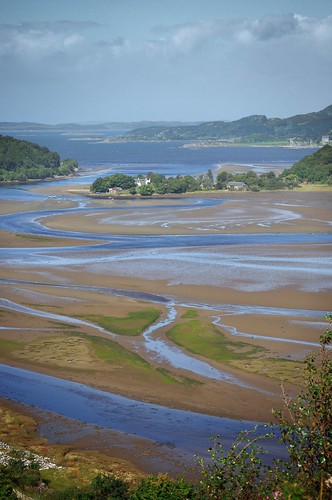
[282,144,332,184]
[0,135,77,182]
[125,105,332,143]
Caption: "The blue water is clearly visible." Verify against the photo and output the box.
[2,130,317,175]
[0,364,285,461]
[0,129,323,470]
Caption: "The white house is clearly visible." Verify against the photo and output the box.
[226,181,247,191]
[135,176,151,187]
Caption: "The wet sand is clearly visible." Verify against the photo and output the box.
[0,184,331,475]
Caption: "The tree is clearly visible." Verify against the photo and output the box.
[272,316,332,496]
[130,474,196,499]
[283,173,299,189]
[197,317,332,499]
[216,171,232,190]
[138,184,154,196]
[90,177,109,193]
[107,174,136,190]
[0,135,78,182]
[281,145,332,184]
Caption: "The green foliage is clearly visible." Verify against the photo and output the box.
[47,473,129,499]
[90,174,136,193]
[78,333,150,368]
[281,144,332,184]
[58,158,78,176]
[89,473,130,499]
[271,315,332,496]
[197,317,332,499]
[166,320,262,363]
[79,309,160,336]
[0,135,76,182]
[0,452,47,498]
[130,473,196,499]
[216,170,287,191]
[91,163,328,196]
[181,309,198,319]
[0,474,17,500]
[125,105,332,141]
[137,184,154,196]
[197,427,277,499]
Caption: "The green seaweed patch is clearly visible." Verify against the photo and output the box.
[78,309,160,336]
[156,367,203,386]
[166,319,263,363]
[230,357,304,385]
[15,233,54,242]
[49,322,79,330]
[0,338,24,353]
[85,334,150,368]
[75,333,201,385]
[181,309,198,319]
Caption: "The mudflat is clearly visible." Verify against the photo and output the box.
[0,184,331,474]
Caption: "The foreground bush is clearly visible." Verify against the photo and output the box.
[130,473,197,499]
[197,315,332,499]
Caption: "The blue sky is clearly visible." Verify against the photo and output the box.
[1,0,331,123]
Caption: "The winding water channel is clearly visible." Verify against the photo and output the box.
[0,143,331,468]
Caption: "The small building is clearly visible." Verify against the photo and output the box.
[135,176,151,187]
[108,187,123,194]
[226,181,247,191]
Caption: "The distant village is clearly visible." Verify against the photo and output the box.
[288,135,331,148]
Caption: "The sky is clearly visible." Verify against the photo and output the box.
[0,0,331,124]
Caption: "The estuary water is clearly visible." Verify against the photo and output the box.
[0,364,286,465]
[0,131,328,469]
[3,130,318,181]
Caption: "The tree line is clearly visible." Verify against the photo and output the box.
[90,145,332,195]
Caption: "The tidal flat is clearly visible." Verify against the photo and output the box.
[0,184,331,476]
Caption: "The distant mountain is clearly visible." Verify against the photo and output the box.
[0,121,199,133]
[125,106,332,143]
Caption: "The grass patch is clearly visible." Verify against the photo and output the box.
[49,321,79,330]
[0,338,24,353]
[166,319,263,364]
[294,183,332,192]
[181,309,198,319]
[166,320,304,383]
[15,233,55,242]
[156,367,203,386]
[86,334,150,369]
[230,357,304,385]
[78,309,160,336]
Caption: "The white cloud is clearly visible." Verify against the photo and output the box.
[1,13,331,64]
[0,13,331,122]
[154,13,332,52]
[0,21,98,60]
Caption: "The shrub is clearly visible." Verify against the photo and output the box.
[271,315,332,497]
[197,315,332,499]
[130,473,196,499]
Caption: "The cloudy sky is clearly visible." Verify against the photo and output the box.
[1,0,331,124]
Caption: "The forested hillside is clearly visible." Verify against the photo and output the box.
[284,144,332,184]
[125,105,332,143]
[0,135,77,182]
